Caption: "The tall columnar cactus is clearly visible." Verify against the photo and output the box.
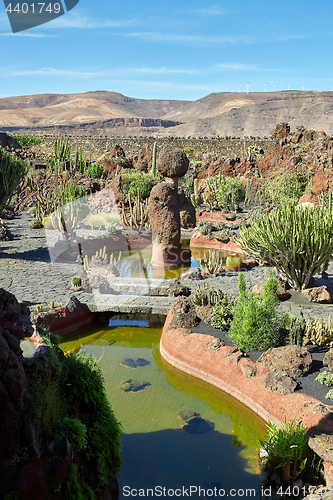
[191,178,203,207]
[151,142,157,176]
[0,148,28,211]
[237,205,333,290]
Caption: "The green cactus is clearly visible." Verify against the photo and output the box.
[237,205,333,290]
[289,315,307,346]
[191,284,226,307]
[191,178,203,207]
[151,142,157,176]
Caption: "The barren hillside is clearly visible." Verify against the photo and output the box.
[1,90,333,137]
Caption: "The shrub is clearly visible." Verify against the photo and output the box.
[260,417,322,485]
[228,271,285,350]
[211,295,237,329]
[12,134,45,147]
[121,171,161,199]
[236,204,333,290]
[205,173,245,211]
[86,163,104,179]
[259,171,311,205]
[289,316,307,346]
[216,176,246,211]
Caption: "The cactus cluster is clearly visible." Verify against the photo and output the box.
[82,249,121,272]
[121,193,150,230]
[237,204,333,290]
[0,147,28,212]
[305,315,333,346]
[199,249,224,275]
[151,142,157,176]
[197,220,212,236]
[190,284,225,307]
[213,221,226,231]
[51,204,79,240]
[315,370,333,386]
[289,315,307,346]
[29,218,43,229]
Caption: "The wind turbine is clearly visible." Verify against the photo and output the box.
[265,82,268,92]
[281,85,283,91]
[273,84,276,91]
[239,82,242,92]
[288,84,290,91]
[247,83,250,94]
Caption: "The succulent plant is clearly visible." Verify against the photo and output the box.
[29,218,43,229]
[191,284,225,307]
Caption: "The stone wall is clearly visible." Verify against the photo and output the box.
[22,135,273,162]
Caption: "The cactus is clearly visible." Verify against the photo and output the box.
[237,205,333,290]
[199,249,224,275]
[197,220,212,236]
[305,315,333,346]
[36,304,43,313]
[191,284,226,307]
[51,203,79,240]
[121,193,150,230]
[48,301,55,310]
[191,179,203,207]
[0,148,28,211]
[211,294,237,330]
[29,218,43,229]
[71,276,82,287]
[289,315,307,346]
[151,142,157,176]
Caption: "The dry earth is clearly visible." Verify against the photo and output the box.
[1,90,333,137]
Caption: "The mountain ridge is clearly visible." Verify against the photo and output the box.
[1,90,332,137]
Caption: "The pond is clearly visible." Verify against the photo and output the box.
[59,315,267,499]
[107,245,244,281]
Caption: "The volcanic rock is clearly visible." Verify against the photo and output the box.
[258,345,312,377]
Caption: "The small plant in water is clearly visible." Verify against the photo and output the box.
[260,417,322,485]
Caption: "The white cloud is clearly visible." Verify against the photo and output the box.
[8,66,200,78]
[43,12,135,29]
[0,31,55,37]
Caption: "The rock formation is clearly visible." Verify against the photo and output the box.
[148,148,192,266]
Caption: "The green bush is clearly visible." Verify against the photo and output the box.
[260,417,322,485]
[12,134,45,147]
[211,295,237,329]
[57,417,87,452]
[259,171,311,205]
[121,171,161,199]
[237,204,333,290]
[228,271,285,350]
[216,176,246,211]
[86,163,104,179]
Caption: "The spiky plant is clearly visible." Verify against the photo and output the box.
[236,205,333,290]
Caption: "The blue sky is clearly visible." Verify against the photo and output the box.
[0,0,333,100]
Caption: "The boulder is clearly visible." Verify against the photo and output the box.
[119,379,151,392]
[264,370,298,396]
[109,176,127,205]
[167,279,190,297]
[132,143,152,172]
[195,305,213,324]
[0,288,33,335]
[205,338,225,351]
[258,345,312,377]
[167,296,199,331]
[182,267,202,280]
[323,349,333,371]
[0,328,26,497]
[241,364,257,379]
[178,187,196,228]
[156,148,189,180]
[302,285,333,304]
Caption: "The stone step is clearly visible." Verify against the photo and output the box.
[86,294,174,315]
[104,277,172,296]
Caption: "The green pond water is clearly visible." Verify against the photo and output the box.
[58,316,267,498]
[112,245,245,280]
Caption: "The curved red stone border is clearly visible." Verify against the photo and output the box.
[160,310,333,483]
